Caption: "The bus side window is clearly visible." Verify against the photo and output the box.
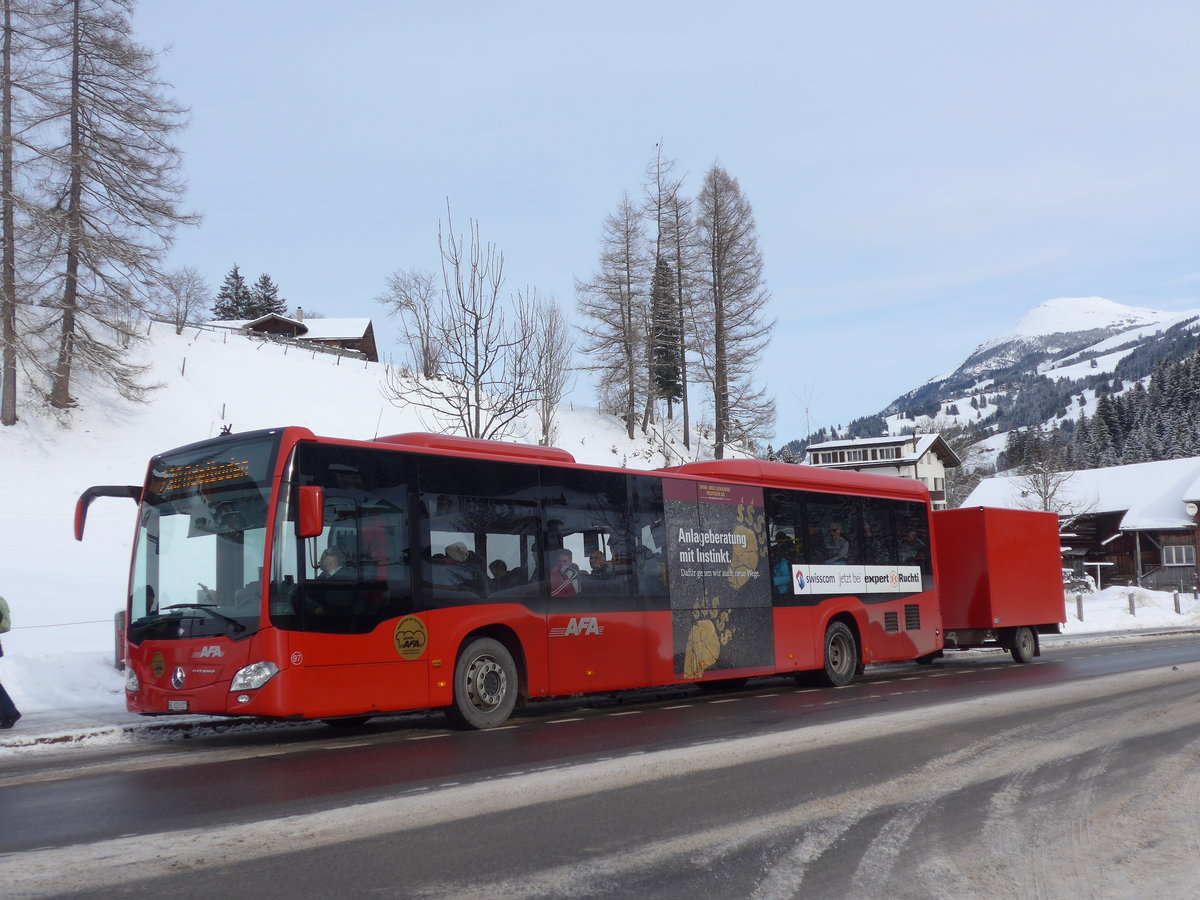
[542,467,634,601]
[632,476,667,597]
[895,501,933,584]
[765,490,805,596]
[419,455,540,606]
[802,493,862,566]
[861,498,899,566]
[281,443,416,634]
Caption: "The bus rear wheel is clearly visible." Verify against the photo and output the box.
[819,621,859,687]
[1009,626,1037,664]
[445,637,518,730]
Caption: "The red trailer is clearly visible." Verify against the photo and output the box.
[932,506,1067,662]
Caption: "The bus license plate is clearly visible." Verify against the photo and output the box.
[168,700,189,712]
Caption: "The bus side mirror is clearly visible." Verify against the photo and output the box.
[75,485,140,541]
[297,485,325,539]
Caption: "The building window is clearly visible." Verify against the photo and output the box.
[1163,545,1195,566]
[846,449,863,462]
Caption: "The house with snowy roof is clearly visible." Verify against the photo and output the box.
[963,457,1200,592]
[803,433,961,509]
[209,308,378,362]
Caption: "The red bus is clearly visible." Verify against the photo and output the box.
[76,427,942,729]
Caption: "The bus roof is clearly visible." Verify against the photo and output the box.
[374,432,577,465]
[657,458,931,502]
[254,428,930,505]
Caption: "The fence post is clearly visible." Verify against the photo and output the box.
[114,610,126,671]
[1076,592,1084,622]
[1128,592,1136,616]
[1174,591,1182,614]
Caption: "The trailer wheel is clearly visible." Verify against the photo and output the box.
[1010,626,1037,664]
[819,621,859,687]
[445,637,518,730]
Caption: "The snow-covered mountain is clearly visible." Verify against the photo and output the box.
[802,297,1200,455]
[953,297,1183,382]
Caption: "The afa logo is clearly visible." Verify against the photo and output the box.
[793,569,807,591]
[393,616,428,661]
[550,616,605,638]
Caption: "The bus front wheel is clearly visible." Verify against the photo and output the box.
[819,621,859,687]
[446,637,518,730]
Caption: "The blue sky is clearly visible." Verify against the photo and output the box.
[135,1,1200,444]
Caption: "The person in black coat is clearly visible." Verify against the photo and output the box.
[0,595,20,729]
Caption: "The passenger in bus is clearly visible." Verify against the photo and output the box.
[772,532,796,594]
[488,559,521,591]
[438,542,486,595]
[826,523,850,564]
[549,549,581,597]
[899,529,925,564]
[588,550,613,580]
[317,546,354,579]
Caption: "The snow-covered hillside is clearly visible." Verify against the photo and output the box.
[0,322,715,657]
[998,296,1175,343]
[874,297,1200,440]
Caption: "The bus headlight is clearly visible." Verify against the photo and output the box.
[125,667,139,693]
[230,661,279,692]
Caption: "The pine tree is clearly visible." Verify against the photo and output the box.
[694,163,775,458]
[576,192,648,440]
[212,265,253,319]
[248,272,286,318]
[44,0,196,409]
[0,1,28,425]
[649,256,682,414]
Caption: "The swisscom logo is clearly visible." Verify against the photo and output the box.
[793,569,806,591]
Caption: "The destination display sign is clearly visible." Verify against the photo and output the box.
[154,458,253,497]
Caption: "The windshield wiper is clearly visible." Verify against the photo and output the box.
[160,603,247,634]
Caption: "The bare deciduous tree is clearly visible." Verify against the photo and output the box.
[694,163,775,458]
[576,192,647,440]
[526,289,573,446]
[377,267,442,379]
[665,188,700,448]
[0,0,54,425]
[154,264,207,334]
[383,209,538,441]
[0,0,20,424]
[39,0,196,409]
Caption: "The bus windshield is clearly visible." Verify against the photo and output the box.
[127,434,280,643]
